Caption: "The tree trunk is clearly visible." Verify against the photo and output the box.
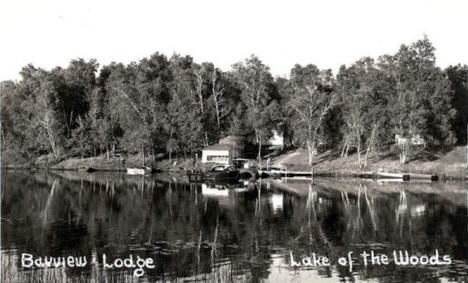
[214,96,220,127]
[43,120,58,160]
[195,72,204,114]
[212,70,223,128]
[141,144,145,167]
[400,140,410,165]
[341,136,349,158]
[307,140,316,176]
[256,129,262,165]
[355,128,361,168]
[199,95,204,113]
[363,123,378,168]
[80,136,83,161]
[357,141,361,168]
[257,139,262,165]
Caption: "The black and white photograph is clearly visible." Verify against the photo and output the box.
[1,0,468,282]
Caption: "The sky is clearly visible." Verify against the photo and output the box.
[1,0,468,81]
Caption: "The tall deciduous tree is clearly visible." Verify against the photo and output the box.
[287,64,336,173]
[445,65,468,145]
[232,55,276,162]
[337,58,389,168]
[380,37,455,164]
[20,66,65,159]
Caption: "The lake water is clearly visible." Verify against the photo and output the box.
[1,171,467,282]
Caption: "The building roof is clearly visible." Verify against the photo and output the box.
[203,135,246,152]
[203,144,232,151]
[219,135,245,145]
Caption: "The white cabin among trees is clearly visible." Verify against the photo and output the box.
[201,144,233,164]
[266,130,284,147]
[395,134,426,146]
[201,135,245,164]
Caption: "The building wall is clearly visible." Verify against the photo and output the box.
[201,149,231,164]
[395,134,426,146]
[268,131,284,147]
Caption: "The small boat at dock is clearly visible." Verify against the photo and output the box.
[258,168,314,179]
[376,178,433,184]
[77,166,97,172]
[376,172,438,181]
[203,165,240,181]
[126,167,152,175]
[187,164,245,182]
[377,172,406,178]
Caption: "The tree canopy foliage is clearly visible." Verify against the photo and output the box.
[1,37,465,167]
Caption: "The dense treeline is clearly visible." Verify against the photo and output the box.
[1,37,467,167]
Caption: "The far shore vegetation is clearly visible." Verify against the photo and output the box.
[1,36,467,174]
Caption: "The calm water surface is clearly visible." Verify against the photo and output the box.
[1,171,467,282]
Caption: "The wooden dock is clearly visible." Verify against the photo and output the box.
[259,170,375,179]
[258,170,439,182]
[258,170,313,179]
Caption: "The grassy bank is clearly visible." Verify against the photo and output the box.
[1,153,204,172]
[50,155,198,171]
[271,146,467,180]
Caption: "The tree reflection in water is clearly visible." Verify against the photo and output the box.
[1,172,467,282]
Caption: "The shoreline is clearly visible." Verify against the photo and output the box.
[2,165,466,182]
[2,146,466,182]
